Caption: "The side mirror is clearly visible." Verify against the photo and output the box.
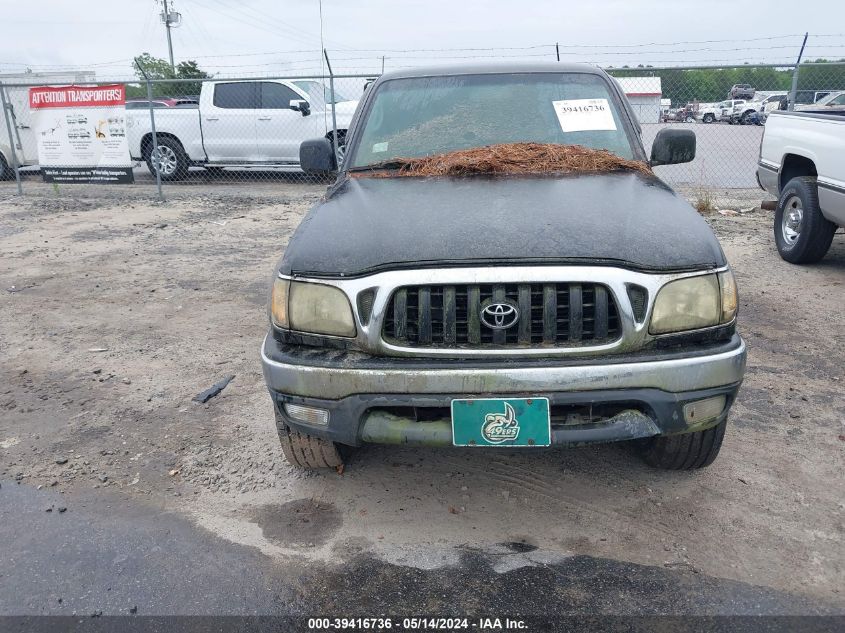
[289,99,311,116]
[300,137,337,173]
[650,128,696,166]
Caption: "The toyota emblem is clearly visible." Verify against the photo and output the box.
[480,300,520,330]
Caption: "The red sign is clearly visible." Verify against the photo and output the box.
[29,85,126,109]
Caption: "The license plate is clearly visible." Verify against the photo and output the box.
[451,397,551,447]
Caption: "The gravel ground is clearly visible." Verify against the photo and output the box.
[0,180,843,611]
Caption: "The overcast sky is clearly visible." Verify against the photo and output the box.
[1,0,843,79]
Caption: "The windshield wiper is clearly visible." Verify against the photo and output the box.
[347,160,409,173]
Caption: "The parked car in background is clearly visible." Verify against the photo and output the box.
[126,79,358,179]
[125,97,199,109]
[757,111,845,263]
[0,86,40,179]
[721,99,746,123]
[730,93,788,124]
[796,90,845,113]
[264,62,746,472]
[729,84,755,100]
[697,101,729,123]
[762,94,789,113]
[126,99,176,110]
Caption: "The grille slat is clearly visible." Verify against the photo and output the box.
[518,285,531,345]
[443,285,457,345]
[468,285,481,344]
[569,283,583,342]
[383,282,620,349]
[418,287,432,344]
[594,285,608,340]
[492,284,507,346]
[542,284,557,344]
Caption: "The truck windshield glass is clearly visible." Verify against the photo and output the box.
[350,73,635,168]
[292,80,351,107]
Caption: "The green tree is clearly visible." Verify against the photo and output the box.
[129,53,212,98]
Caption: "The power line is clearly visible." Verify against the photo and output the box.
[187,0,325,50]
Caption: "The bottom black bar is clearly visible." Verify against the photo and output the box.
[41,167,134,184]
[0,616,840,633]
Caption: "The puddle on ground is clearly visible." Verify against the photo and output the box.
[250,499,343,548]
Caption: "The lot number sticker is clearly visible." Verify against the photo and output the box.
[552,98,617,132]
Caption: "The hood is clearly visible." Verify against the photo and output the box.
[280,171,726,277]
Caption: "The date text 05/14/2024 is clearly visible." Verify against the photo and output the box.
[307,617,527,630]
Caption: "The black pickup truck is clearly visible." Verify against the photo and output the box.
[261,62,746,470]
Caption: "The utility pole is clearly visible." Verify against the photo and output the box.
[788,32,808,112]
[160,0,181,74]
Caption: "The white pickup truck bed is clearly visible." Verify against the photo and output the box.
[757,111,845,263]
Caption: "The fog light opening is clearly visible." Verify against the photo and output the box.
[284,403,329,427]
[683,395,726,425]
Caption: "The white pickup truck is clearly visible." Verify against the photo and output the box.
[127,79,358,180]
[757,111,845,263]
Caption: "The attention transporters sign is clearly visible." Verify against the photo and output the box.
[29,85,134,184]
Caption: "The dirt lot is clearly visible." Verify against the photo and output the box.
[1,181,843,612]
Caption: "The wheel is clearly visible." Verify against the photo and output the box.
[740,111,753,125]
[639,419,728,470]
[774,177,836,264]
[275,411,344,470]
[145,136,189,181]
[702,113,715,124]
[0,152,12,181]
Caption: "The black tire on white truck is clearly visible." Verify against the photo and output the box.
[144,136,189,181]
[774,177,837,264]
[0,152,12,181]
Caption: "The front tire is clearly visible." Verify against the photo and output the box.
[145,136,189,181]
[275,411,344,470]
[639,419,727,470]
[774,177,836,264]
[702,113,715,124]
[0,152,12,181]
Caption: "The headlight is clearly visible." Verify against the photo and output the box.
[650,274,720,334]
[271,278,356,337]
[718,269,738,323]
[649,271,738,335]
[270,278,290,328]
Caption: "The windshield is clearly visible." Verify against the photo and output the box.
[349,73,636,169]
[815,91,844,106]
[292,80,351,107]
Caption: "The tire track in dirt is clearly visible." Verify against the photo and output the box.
[435,455,680,542]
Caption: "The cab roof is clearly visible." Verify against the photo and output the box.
[378,61,607,81]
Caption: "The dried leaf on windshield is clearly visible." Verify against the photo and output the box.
[353,143,652,178]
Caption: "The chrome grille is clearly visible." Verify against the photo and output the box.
[382,283,621,348]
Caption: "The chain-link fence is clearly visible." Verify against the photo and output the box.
[607,62,845,191]
[0,71,372,196]
[2,61,844,197]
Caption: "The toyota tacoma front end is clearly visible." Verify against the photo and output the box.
[260,63,746,470]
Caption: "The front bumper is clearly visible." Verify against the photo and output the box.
[261,333,746,447]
